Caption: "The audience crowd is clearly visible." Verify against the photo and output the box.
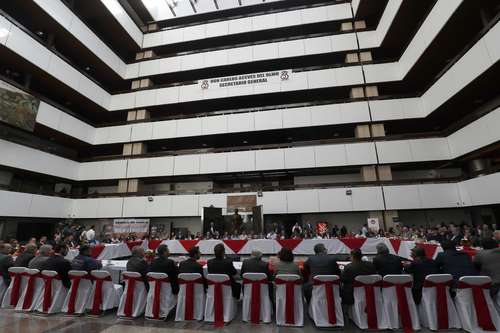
[0,221,499,309]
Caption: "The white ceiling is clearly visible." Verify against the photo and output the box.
[141,0,283,22]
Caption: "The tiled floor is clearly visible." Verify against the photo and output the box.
[0,309,466,333]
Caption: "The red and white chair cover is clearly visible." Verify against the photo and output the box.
[419,274,461,330]
[275,274,304,327]
[382,275,420,331]
[0,275,7,304]
[308,275,343,327]
[455,276,500,333]
[87,270,123,315]
[242,273,272,324]
[1,267,27,309]
[350,275,389,330]
[204,274,237,327]
[118,271,147,318]
[145,272,176,320]
[35,270,68,314]
[16,268,44,312]
[496,293,500,316]
[175,273,205,322]
[62,271,92,315]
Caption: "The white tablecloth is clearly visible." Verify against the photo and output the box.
[65,243,132,261]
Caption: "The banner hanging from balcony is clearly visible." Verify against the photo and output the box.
[0,79,40,132]
[199,69,292,90]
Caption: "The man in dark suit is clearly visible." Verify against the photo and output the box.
[240,249,271,279]
[207,243,240,299]
[150,244,179,294]
[126,245,149,287]
[13,243,37,267]
[404,246,439,304]
[179,246,204,276]
[0,243,13,285]
[40,243,72,288]
[373,243,402,276]
[435,240,478,283]
[341,248,376,305]
[71,245,102,273]
[448,224,463,246]
[474,238,500,297]
[303,243,341,302]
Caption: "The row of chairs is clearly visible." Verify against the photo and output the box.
[1,267,500,332]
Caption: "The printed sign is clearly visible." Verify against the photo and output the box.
[367,218,380,232]
[113,219,150,236]
[199,69,292,90]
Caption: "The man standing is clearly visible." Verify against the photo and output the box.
[473,238,500,297]
[435,240,477,283]
[405,246,439,304]
[150,245,179,294]
[231,209,243,235]
[41,243,72,288]
[372,243,402,276]
[302,243,341,302]
[0,243,13,286]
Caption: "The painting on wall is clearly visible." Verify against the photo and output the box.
[0,80,40,132]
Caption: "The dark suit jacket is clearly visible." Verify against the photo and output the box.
[40,255,72,288]
[435,250,478,282]
[240,257,271,280]
[405,258,439,304]
[341,261,376,305]
[373,253,402,276]
[303,254,341,282]
[13,252,35,268]
[179,258,204,276]
[207,257,239,298]
[150,256,179,294]
[0,253,13,285]
[126,256,149,287]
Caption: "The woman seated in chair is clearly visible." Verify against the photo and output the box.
[273,247,301,278]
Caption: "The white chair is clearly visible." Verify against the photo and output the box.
[16,268,44,312]
[204,274,237,327]
[0,275,7,305]
[242,273,272,324]
[62,271,92,315]
[350,275,389,330]
[1,267,26,309]
[87,270,122,315]
[382,275,420,331]
[117,271,147,318]
[419,274,461,330]
[275,274,303,326]
[35,270,68,314]
[455,276,500,333]
[496,292,500,317]
[309,275,343,327]
[175,273,205,321]
[145,272,176,320]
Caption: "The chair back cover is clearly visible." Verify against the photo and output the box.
[350,274,389,329]
[1,267,27,308]
[62,270,92,315]
[204,274,237,326]
[420,274,461,330]
[242,272,271,323]
[117,271,147,318]
[175,273,205,321]
[382,274,420,331]
[275,274,303,326]
[309,275,343,327]
[87,270,121,313]
[35,270,68,314]
[16,268,44,312]
[455,276,500,333]
[145,272,176,319]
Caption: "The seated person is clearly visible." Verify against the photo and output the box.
[0,243,13,285]
[179,246,204,275]
[404,246,439,304]
[126,246,149,287]
[273,247,301,277]
[41,243,72,288]
[373,243,402,276]
[435,240,478,283]
[13,243,37,267]
[207,244,240,299]
[28,245,52,270]
[150,244,179,294]
[240,249,271,280]
[341,248,376,305]
[71,245,103,273]
[302,243,341,302]
[473,238,500,297]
